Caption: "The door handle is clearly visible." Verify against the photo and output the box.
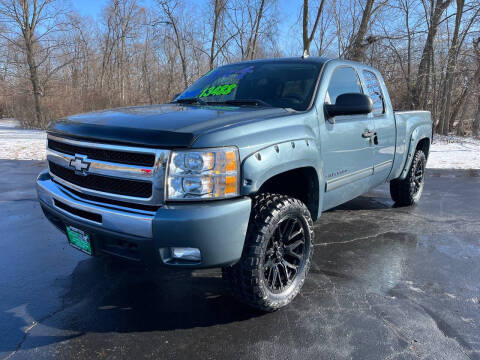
[362,130,376,138]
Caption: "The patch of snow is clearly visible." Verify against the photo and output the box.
[0,118,46,160]
[0,118,479,169]
[0,118,21,128]
[427,134,480,169]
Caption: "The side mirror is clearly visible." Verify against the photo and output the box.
[324,93,373,119]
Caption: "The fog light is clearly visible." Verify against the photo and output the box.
[170,247,201,261]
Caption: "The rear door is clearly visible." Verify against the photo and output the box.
[321,65,375,210]
[361,70,396,186]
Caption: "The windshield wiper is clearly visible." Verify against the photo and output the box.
[208,99,274,107]
[173,97,207,105]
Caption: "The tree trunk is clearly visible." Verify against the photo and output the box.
[249,0,265,60]
[439,0,464,135]
[412,0,452,110]
[120,30,126,104]
[160,2,189,89]
[13,0,45,127]
[345,0,375,61]
[209,0,221,70]
[24,34,42,127]
[473,38,480,137]
[302,0,325,56]
[406,2,412,107]
[474,98,480,138]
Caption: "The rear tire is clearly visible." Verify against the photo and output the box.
[390,149,426,206]
[222,193,314,312]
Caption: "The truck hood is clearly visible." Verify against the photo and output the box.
[48,104,292,148]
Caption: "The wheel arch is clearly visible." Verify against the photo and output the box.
[416,137,430,159]
[241,139,323,220]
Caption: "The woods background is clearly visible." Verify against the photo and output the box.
[0,0,479,136]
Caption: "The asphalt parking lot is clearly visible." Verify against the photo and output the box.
[1,160,479,360]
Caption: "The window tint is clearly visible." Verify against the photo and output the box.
[363,70,384,114]
[325,67,362,104]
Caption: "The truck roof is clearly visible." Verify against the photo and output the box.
[225,56,330,67]
[224,56,379,74]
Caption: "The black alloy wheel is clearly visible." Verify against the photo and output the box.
[390,149,427,206]
[263,216,306,293]
[412,156,425,196]
[222,193,314,312]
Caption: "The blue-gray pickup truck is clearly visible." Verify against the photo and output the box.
[37,57,432,311]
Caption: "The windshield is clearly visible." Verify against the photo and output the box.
[175,61,322,111]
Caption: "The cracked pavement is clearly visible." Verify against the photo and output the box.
[1,160,479,359]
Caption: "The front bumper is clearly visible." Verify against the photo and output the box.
[37,171,251,268]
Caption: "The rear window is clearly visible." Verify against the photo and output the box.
[362,70,385,114]
[177,62,322,111]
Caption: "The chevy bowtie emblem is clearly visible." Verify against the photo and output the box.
[70,155,91,176]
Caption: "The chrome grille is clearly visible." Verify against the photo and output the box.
[47,135,169,206]
[49,162,153,198]
[48,138,155,167]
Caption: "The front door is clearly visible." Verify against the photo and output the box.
[321,66,375,210]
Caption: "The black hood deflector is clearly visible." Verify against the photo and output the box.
[48,121,195,148]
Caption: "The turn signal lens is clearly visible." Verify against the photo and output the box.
[225,175,237,194]
[225,151,237,172]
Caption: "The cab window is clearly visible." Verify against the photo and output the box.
[325,67,362,105]
[362,70,384,114]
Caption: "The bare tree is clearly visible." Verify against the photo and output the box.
[380,0,420,108]
[442,1,480,134]
[411,0,453,110]
[473,38,480,137]
[209,0,227,69]
[113,0,140,104]
[0,0,61,126]
[344,0,385,61]
[158,0,189,89]
[227,0,277,60]
[1,0,479,137]
[302,0,326,56]
[438,0,465,134]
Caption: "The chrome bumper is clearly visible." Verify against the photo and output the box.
[37,169,252,268]
[36,171,153,238]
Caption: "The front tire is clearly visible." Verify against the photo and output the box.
[390,149,426,206]
[222,193,314,312]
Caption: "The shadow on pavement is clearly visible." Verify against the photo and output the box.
[1,163,479,359]
[0,183,401,355]
[1,256,267,354]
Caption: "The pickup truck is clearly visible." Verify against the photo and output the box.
[37,57,432,311]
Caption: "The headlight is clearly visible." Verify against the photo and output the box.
[167,147,239,200]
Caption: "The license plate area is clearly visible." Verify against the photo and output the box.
[66,225,92,255]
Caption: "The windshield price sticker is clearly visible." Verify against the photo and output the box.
[186,65,254,99]
[178,66,254,99]
[199,84,237,98]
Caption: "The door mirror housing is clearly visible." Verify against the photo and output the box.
[324,93,373,118]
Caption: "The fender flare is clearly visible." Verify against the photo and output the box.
[240,138,324,218]
[399,124,431,180]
